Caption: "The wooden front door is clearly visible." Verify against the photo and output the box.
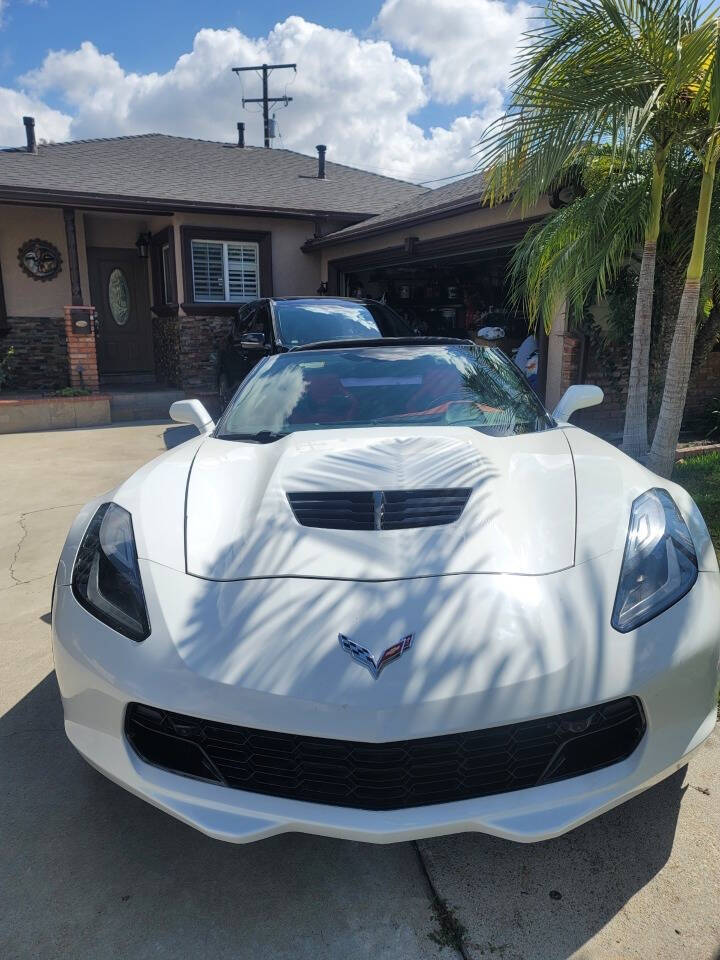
[88,247,154,380]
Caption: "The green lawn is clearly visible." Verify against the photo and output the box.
[673,451,720,562]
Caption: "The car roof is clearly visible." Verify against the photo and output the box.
[289,337,474,351]
[267,296,382,305]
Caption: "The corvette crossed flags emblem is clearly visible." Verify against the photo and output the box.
[338,633,414,679]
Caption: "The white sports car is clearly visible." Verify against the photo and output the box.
[52,339,720,844]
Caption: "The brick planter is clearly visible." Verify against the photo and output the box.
[0,393,111,434]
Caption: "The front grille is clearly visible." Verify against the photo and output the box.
[287,488,472,531]
[125,698,645,811]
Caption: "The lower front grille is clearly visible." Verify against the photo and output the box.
[125,698,645,811]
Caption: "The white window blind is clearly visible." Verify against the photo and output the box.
[191,239,260,302]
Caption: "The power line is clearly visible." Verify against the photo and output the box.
[418,169,477,185]
[232,62,297,148]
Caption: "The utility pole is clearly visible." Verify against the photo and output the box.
[232,63,296,148]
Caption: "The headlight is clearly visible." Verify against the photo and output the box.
[612,488,698,633]
[72,503,150,642]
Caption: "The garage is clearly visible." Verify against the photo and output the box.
[308,175,552,401]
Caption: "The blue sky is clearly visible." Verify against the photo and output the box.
[0,0,531,182]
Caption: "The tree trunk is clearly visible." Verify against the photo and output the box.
[622,241,657,458]
[622,152,666,460]
[647,158,718,478]
[647,280,702,475]
[691,280,720,370]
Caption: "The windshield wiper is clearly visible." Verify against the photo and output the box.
[221,430,289,444]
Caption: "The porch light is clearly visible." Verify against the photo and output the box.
[135,232,151,259]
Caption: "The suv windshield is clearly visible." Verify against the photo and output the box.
[217,345,553,440]
[274,299,409,346]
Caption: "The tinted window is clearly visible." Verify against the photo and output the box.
[233,302,259,338]
[273,300,408,346]
[217,345,553,440]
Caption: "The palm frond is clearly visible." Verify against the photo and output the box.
[477,0,718,209]
[508,170,651,331]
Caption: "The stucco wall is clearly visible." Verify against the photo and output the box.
[0,204,72,317]
[1,206,323,320]
[83,213,151,249]
[170,211,321,308]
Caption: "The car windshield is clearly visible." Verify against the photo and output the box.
[273,300,408,346]
[217,344,554,440]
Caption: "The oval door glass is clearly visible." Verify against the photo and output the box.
[108,268,131,326]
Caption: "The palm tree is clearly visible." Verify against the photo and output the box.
[648,20,720,475]
[478,0,714,460]
[506,151,652,334]
[508,143,720,432]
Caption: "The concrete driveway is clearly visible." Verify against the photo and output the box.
[1,422,718,960]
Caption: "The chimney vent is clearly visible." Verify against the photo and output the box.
[237,122,245,148]
[23,116,37,154]
[316,144,327,180]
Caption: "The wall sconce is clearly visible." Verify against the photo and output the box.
[135,231,152,259]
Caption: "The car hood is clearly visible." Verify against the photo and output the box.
[184,427,576,580]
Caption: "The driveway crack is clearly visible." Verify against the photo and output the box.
[8,513,29,586]
[414,840,472,959]
[5,502,82,587]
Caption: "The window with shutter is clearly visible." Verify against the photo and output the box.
[227,242,260,301]
[190,239,260,303]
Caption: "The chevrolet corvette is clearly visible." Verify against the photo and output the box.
[52,339,720,844]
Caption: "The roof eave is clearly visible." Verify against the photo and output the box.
[0,184,380,223]
[302,195,493,250]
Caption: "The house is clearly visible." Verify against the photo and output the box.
[0,121,425,398]
[1,116,717,434]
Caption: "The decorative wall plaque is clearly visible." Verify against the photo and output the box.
[17,239,63,282]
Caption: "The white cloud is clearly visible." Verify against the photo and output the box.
[14,13,511,181]
[0,86,71,146]
[376,0,531,104]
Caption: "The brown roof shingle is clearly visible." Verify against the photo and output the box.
[0,133,427,217]
[309,171,486,246]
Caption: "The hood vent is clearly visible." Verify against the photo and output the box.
[287,488,471,531]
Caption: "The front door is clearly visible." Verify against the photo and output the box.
[88,247,154,380]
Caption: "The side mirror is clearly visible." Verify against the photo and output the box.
[239,331,268,350]
[169,399,215,435]
[552,384,604,423]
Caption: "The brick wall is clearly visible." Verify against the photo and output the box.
[563,334,717,438]
[152,315,182,387]
[1,317,69,392]
[151,314,230,391]
[64,308,99,392]
[177,315,232,392]
[684,349,720,424]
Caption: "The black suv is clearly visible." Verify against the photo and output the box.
[215,296,413,408]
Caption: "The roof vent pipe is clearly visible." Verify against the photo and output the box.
[23,116,37,154]
[316,144,326,180]
[237,122,245,148]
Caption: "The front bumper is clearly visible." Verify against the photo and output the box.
[52,556,720,844]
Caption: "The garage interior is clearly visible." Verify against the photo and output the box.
[331,240,549,402]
